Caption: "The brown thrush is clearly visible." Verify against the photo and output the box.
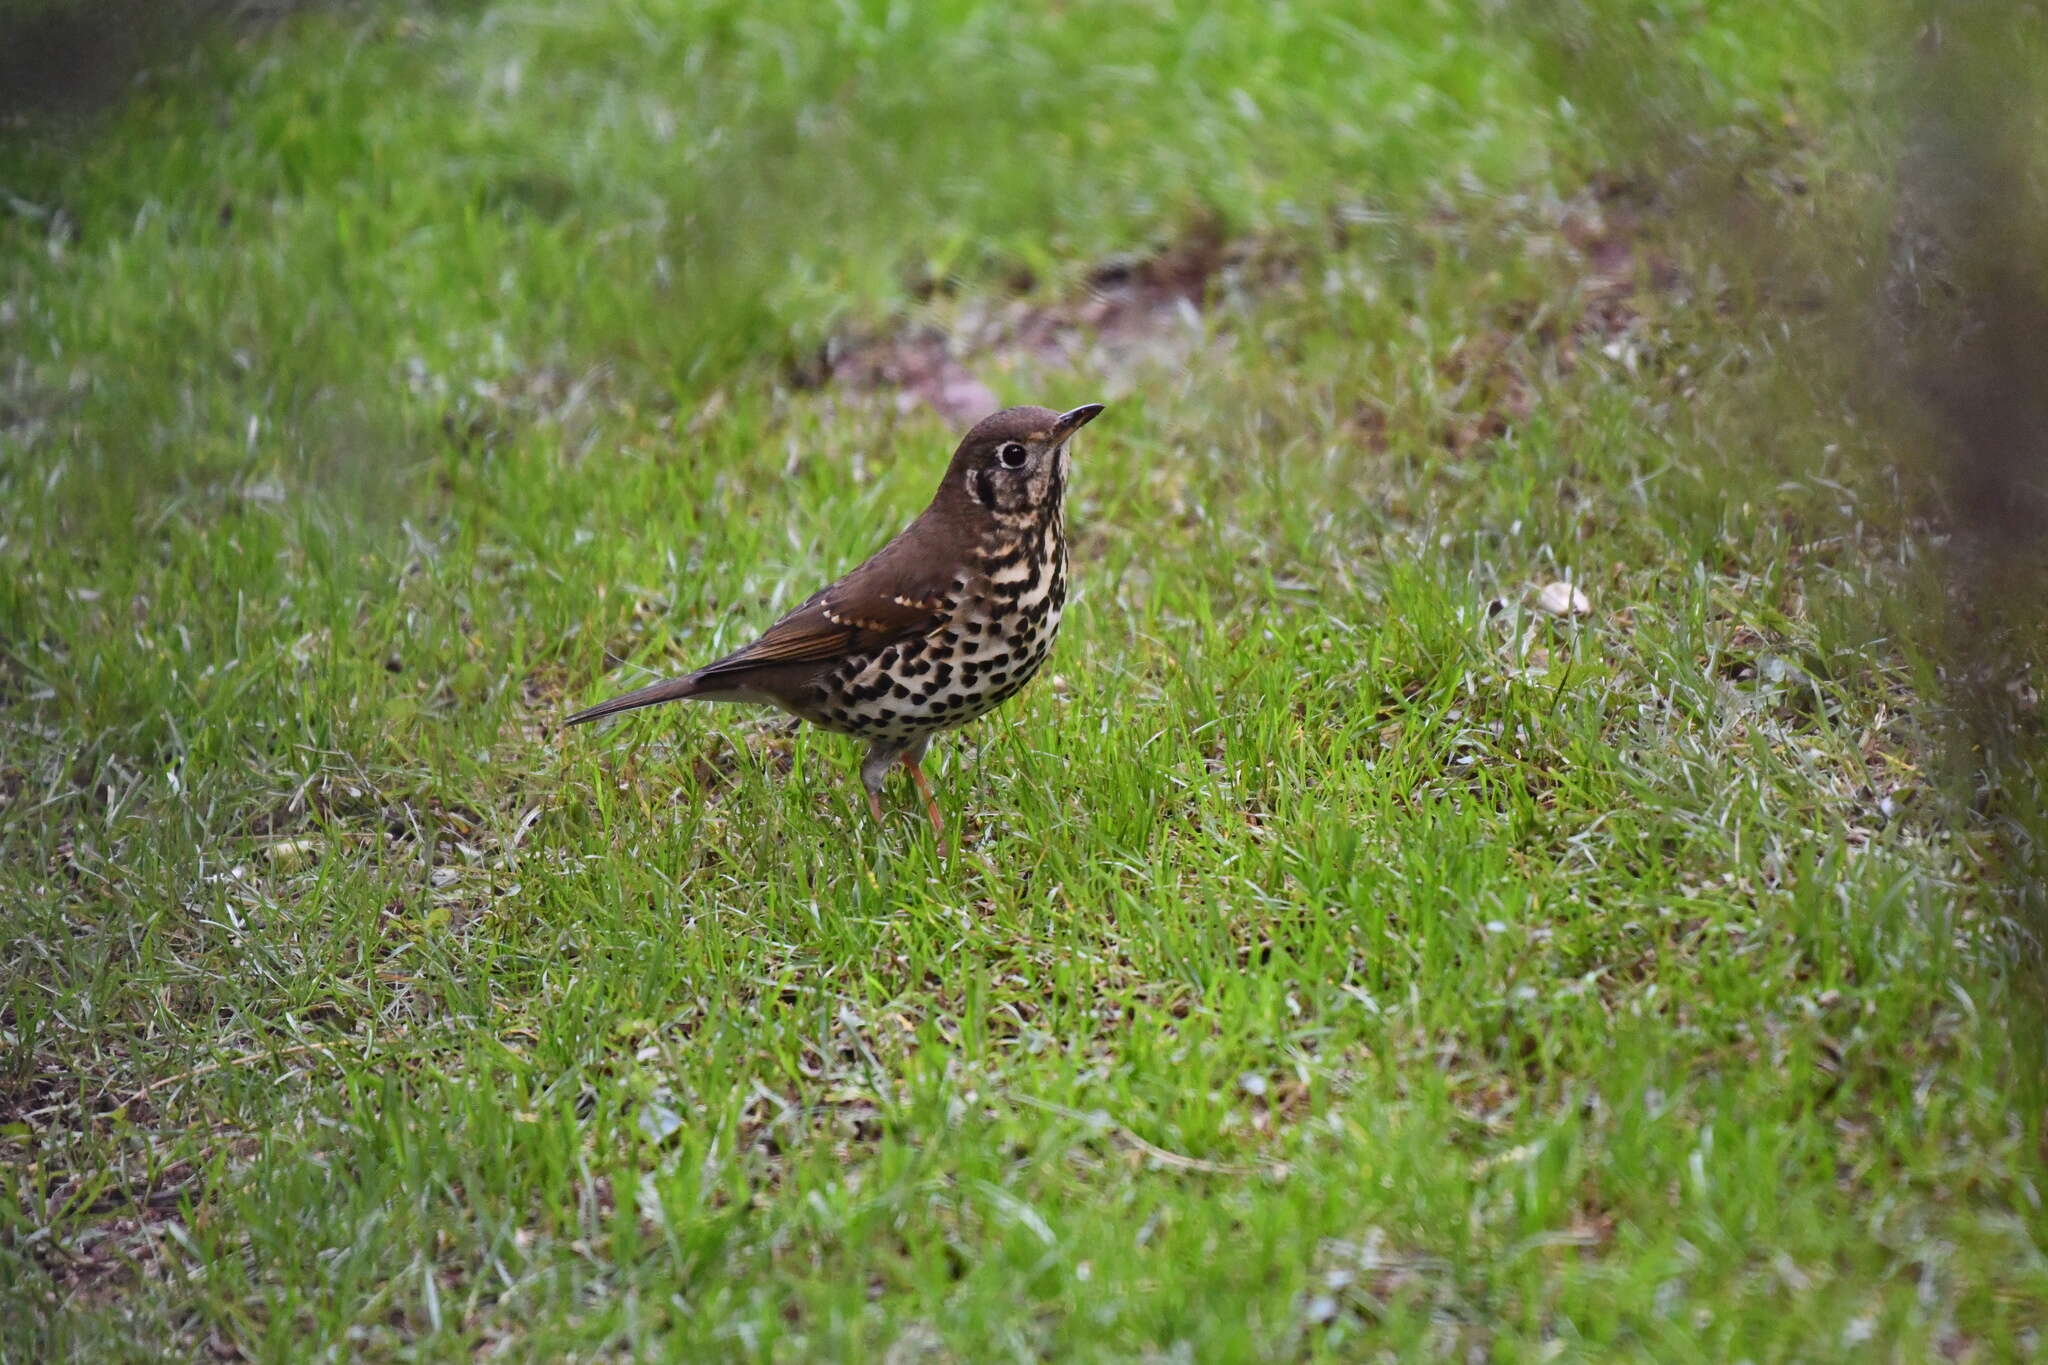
[566,403,1106,833]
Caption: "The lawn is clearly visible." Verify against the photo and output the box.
[5,0,2047,1359]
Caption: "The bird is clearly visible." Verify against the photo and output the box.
[565,402,1106,835]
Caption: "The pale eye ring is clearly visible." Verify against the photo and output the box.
[998,442,1029,469]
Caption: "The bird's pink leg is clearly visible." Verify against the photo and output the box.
[903,759,944,837]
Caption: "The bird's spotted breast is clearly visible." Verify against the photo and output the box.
[798,514,1067,744]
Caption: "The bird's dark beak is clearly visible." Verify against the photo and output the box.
[1053,403,1106,440]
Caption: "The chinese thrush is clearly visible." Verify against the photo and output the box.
[566,402,1106,834]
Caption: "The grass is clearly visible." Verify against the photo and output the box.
[4,0,2047,1359]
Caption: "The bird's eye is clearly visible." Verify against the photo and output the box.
[998,442,1029,469]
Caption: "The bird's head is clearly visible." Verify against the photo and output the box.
[943,403,1105,522]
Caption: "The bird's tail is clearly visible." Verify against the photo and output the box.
[564,673,706,726]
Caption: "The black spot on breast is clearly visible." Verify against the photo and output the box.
[960,641,979,657]
[892,683,910,700]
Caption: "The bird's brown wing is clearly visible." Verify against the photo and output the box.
[689,526,957,683]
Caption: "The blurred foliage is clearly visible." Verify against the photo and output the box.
[0,0,1839,528]
[1525,0,2048,934]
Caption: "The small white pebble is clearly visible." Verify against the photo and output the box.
[266,838,319,868]
[1536,581,1591,617]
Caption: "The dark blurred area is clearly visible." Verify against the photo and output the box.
[0,1,328,122]
[2,2,199,121]
[1892,14,2048,725]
